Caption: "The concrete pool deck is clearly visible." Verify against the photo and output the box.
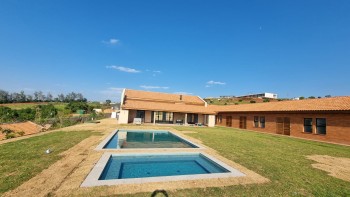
[3,119,269,196]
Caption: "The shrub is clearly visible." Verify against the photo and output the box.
[250,100,256,103]
[17,131,25,136]
[5,133,16,139]
[263,99,270,102]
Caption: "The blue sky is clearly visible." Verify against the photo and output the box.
[1,0,349,101]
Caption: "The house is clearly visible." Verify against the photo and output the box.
[214,97,350,145]
[236,93,278,99]
[118,89,216,126]
[118,89,350,145]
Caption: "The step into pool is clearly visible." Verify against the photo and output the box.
[81,152,245,187]
[96,130,200,149]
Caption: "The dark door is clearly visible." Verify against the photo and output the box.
[276,117,290,135]
[239,116,247,129]
[276,117,284,134]
[283,117,291,135]
[194,114,198,123]
[226,116,232,127]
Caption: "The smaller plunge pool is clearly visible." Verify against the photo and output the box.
[81,152,245,187]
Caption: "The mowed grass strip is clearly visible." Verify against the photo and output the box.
[122,126,350,197]
[0,131,98,195]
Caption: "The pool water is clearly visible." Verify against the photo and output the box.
[103,130,198,149]
[99,154,230,180]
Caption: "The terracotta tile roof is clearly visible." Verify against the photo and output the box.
[0,121,44,139]
[124,89,205,105]
[123,100,215,114]
[213,96,350,112]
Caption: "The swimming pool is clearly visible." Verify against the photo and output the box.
[96,130,200,149]
[81,152,245,187]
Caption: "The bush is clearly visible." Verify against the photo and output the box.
[17,131,25,136]
[250,100,256,103]
[5,133,16,139]
[263,99,270,102]
[65,102,92,113]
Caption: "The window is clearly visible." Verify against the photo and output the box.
[260,116,265,128]
[254,116,259,127]
[304,118,312,133]
[316,118,326,134]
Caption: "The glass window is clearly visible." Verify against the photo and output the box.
[316,118,326,134]
[260,116,265,128]
[304,118,312,133]
[254,116,259,127]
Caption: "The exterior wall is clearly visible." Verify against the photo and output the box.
[208,115,215,127]
[118,109,129,124]
[173,113,186,124]
[216,112,350,145]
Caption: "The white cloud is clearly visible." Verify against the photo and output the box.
[153,70,161,73]
[207,80,226,85]
[173,92,193,95]
[102,38,120,45]
[140,85,169,90]
[106,65,141,73]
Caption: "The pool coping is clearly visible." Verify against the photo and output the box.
[81,152,246,187]
[94,129,205,151]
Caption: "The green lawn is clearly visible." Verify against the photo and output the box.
[125,126,350,197]
[0,130,98,195]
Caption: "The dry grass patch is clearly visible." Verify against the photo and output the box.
[307,155,350,182]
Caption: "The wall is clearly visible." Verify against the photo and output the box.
[173,113,185,124]
[208,115,216,127]
[216,112,350,145]
[118,109,129,124]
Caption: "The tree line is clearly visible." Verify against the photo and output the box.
[0,90,87,104]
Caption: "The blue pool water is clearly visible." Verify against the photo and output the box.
[99,154,230,180]
[103,130,198,149]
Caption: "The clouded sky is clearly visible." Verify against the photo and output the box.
[1,0,349,101]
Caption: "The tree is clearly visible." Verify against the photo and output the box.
[57,93,65,102]
[299,96,305,100]
[0,90,9,104]
[106,100,111,105]
[325,95,331,98]
[65,102,90,113]
[34,91,45,102]
[26,95,33,102]
[19,91,26,103]
[46,92,53,102]
[308,96,315,99]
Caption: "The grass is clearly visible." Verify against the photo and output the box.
[123,126,350,197]
[0,130,98,195]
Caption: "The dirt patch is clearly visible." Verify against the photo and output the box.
[307,155,350,182]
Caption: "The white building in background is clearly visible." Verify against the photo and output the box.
[237,93,278,99]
